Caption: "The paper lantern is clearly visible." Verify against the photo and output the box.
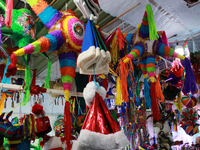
[181,94,197,108]
[182,123,199,136]
[180,108,198,125]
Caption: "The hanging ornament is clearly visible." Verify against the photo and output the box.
[180,108,198,125]
[182,123,199,136]
[122,4,185,121]
[181,94,197,108]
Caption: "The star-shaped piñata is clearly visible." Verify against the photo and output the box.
[124,4,185,121]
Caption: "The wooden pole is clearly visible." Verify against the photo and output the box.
[101,2,141,30]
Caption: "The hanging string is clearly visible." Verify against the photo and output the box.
[93,64,101,89]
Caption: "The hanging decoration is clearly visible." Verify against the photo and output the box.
[181,94,197,108]
[180,108,198,126]
[122,4,185,121]
[168,58,184,89]
[155,74,164,102]
[181,58,198,94]
[180,107,199,136]
[182,123,199,136]
[77,18,111,74]
[5,0,87,147]
[72,81,129,150]
[109,28,128,66]
[31,103,52,138]
[116,55,134,103]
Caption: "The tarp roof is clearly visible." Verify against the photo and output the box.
[99,0,200,50]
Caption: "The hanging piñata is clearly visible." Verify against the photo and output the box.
[5,0,86,149]
[122,4,185,121]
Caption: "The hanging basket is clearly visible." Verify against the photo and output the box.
[42,80,55,89]
[50,79,63,98]
[49,81,56,89]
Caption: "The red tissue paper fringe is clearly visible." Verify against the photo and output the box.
[150,82,161,122]
[5,0,13,28]
[64,101,72,150]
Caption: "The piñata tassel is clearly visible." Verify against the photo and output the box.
[117,63,128,103]
[117,28,127,51]
[64,101,71,150]
[145,4,158,40]
[115,77,123,106]
[40,52,51,89]
[150,82,161,121]
[22,55,31,106]
[144,78,151,108]
[105,29,117,48]
[117,57,134,103]
[111,32,118,65]
[5,0,13,28]
[155,75,164,102]
[181,58,198,94]
[161,31,169,47]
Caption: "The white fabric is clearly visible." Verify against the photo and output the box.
[77,46,97,68]
[83,81,106,107]
[72,130,129,150]
[77,46,111,74]
[73,0,100,19]
[43,136,62,150]
[73,0,89,18]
